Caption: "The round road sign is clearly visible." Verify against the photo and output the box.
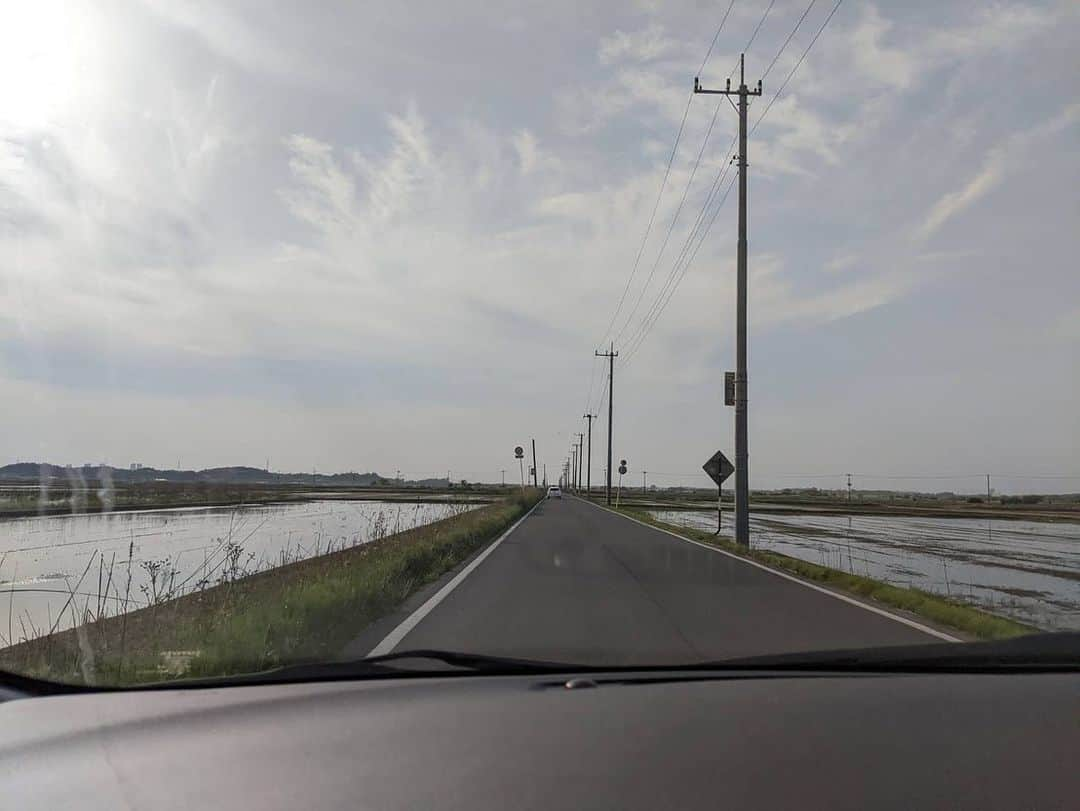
[618,464,627,475]
[514,446,524,458]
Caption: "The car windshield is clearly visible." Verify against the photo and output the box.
[1,1,1077,688]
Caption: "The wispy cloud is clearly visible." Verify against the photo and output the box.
[0,0,1076,480]
[599,24,677,65]
[916,102,1080,241]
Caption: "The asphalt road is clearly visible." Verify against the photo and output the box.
[376,496,947,664]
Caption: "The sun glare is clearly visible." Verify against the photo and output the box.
[0,1,102,130]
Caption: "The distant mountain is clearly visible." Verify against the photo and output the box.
[0,463,390,487]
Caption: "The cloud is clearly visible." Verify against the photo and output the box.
[135,0,340,87]
[916,102,1080,241]
[846,4,916,90]
[916,154,1005,242]
[599,24,677,65]
[0,0,1076,483]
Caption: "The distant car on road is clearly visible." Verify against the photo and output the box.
[547,485,562,499]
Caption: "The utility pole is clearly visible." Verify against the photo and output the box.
[643,470,647,495]
[543,463,546,487]
[531,439,538,487]
[595,343,618,505]
[575,433,584,495]
[987,474,992,502]
[583,413,594,495]
[501,469,506,486]
[694,54,762,546]
[847,473,852,504]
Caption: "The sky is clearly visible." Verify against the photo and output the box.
[0,0,1077,494]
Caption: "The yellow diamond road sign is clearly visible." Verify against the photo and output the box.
[703,451,734,487]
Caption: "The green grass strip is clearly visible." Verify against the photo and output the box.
[6,491,541,685]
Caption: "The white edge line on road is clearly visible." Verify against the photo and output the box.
[366,499,543,657]
[578,497,961,643]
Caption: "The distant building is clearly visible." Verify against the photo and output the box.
[130,463,143,471]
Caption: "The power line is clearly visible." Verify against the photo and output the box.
[612,99,725,346]
[752,0,845,135]
[596,92,693,350]
[696,0,739,76]
[761,0,818,81]
[613,3,781,350]
[583,353,603,415]
[619,133,741,363]
[595,0,740,351]
[727,0,778,80]
[622,170,739,364]
[620,0,847,366]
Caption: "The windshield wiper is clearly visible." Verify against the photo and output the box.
[174,634,1080,688]
[5,634,1077,695]
[141,649,581,689]
[0,649,582,695]
[703,632,1080,673]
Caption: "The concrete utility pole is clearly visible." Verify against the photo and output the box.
[575,433,584,494]
[595,343,619,505]
[643,470,647,495]
[531,439,538,487]
[694,54,762,547]
[986,474,992,502]
[583,413,595,495]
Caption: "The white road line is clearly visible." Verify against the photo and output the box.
[366,499,543,656]
[579,497,961,643]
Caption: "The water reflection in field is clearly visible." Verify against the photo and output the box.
[0,499,477,645]
[650,510,1080,631]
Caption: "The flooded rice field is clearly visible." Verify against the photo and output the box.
[0,499,478,646]
[650,510,1080,632]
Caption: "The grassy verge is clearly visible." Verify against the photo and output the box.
[605,502,1034,641]
[1,490,541,685]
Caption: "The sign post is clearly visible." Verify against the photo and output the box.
[702,450,735,535]
[514,446,525,494]
[616,460,627,508]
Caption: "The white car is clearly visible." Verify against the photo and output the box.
[547,485,562,499]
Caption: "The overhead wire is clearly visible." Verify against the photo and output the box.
[611,98,724,346]
[594,0,738,353]
[585,2,741,421]
[619,0,845,366]
[761,0,818,81]
[621,170,739,364]
[752,0,845,135]
[617,0,787,365]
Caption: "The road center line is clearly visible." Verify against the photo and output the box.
[366,499,543,656]
[578,497,961,643]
